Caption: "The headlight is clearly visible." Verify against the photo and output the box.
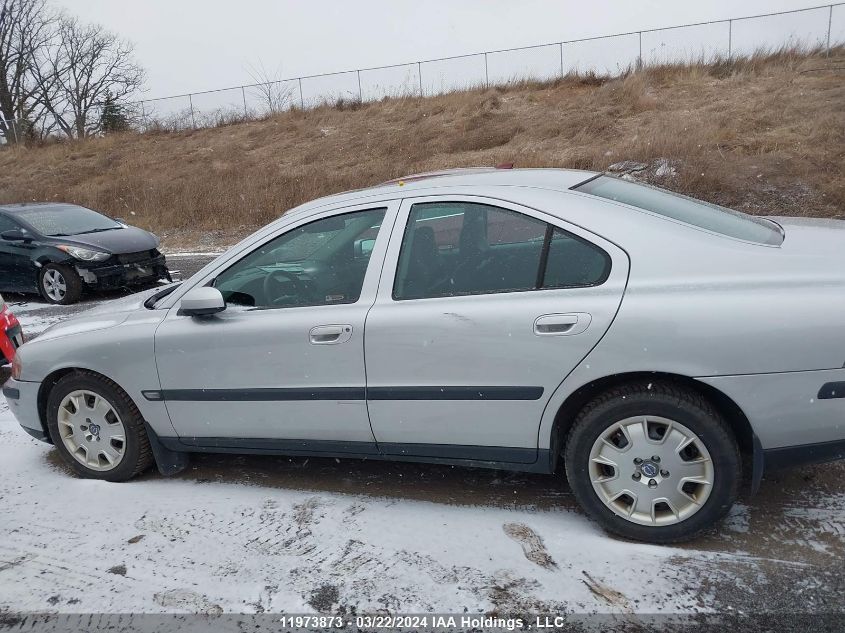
[57,245,110,262]
[11,353,22,380]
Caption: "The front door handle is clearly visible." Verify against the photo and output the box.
[309,324,353,345]
[533,313,592,336]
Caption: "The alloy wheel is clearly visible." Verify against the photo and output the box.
[588,416,714,526]
[56,390,127,472]
[42,269,67,302]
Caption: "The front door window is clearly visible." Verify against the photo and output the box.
[214,208,386,308]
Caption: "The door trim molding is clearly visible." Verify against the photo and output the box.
[367,386,544,400]
[142,387,366,401]
[142,385,544,402]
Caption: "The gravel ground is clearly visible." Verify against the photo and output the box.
[1,252,843,629]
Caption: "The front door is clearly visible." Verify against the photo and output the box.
[153,203,396,452]
[364,196,629,464]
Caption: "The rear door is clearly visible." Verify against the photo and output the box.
[364,195,629,464]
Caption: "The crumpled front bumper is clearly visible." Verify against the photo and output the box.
[2,378,48,443]
[76,253,171,290]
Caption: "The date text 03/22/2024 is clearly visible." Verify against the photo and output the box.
[277,615,573,630]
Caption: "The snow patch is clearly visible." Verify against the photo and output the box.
[0,405,707,615]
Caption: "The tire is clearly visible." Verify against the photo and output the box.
[46,370,153,482]
[39,263,83,305]
[564,381,740,543]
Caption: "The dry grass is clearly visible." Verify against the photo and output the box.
[1,46,843,249]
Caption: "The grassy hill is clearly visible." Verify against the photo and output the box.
[1,47,842,250]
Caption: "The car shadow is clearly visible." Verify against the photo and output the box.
[44,446,576,511]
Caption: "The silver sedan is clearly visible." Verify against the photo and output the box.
[4,168,844,543]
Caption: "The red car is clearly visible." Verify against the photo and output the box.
[0,294,24,366]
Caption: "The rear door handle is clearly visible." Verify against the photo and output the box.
[309,324,353,345]
[533,313,592,336]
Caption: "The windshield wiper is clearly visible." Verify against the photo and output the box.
[73,226,122,235]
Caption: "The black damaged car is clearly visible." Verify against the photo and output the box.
[0,203,171,304]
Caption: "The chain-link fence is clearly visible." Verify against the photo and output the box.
[4,3,843,139]
[131,3,845,132]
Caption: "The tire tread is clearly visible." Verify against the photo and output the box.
[564,380,741,543]
[47,370,153,480]
[39,263,83,305]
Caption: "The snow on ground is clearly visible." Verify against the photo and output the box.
[7,299,73,338]
[163,252,226,258]
[0,400,697,615]
[3,390,844,616]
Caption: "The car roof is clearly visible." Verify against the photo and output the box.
[0,202,86,215]
[287,168,598,216]
[362,167,594,197]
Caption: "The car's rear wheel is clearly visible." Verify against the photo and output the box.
[46,371,153,481]
[39,263,83,305]
[564,382,740,543]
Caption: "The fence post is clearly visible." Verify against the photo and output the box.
[638,31,643,70]
[728,19,732,57]
[484,52,489,88]
[298,78,304,109]
[418,62,423,96]
[828,4,834,56]
[188,94,196,128]
[357,70,363,102]
[559,42,564,77]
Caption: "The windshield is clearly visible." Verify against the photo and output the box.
[572,175,784,246]
[16,205,122,237]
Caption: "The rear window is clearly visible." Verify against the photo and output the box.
[572,176,784,246]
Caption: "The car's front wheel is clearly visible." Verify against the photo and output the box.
[39,263,83,305]
[46,371,153,481]
[564,382,740,543]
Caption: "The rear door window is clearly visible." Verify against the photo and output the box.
[393,201,609,300]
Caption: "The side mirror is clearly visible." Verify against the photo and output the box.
[178,287,226,317]
[354,238,376,259]
[1,229,27,242]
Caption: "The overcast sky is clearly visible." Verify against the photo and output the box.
[56,0,838,102]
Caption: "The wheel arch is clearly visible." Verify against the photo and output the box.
[37,367,135,438]
[34,253,74,269]
[549,371,756,474]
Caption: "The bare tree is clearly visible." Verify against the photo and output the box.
[35,16,144,138]
[0,0,53,143]
[246,61,294,115]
